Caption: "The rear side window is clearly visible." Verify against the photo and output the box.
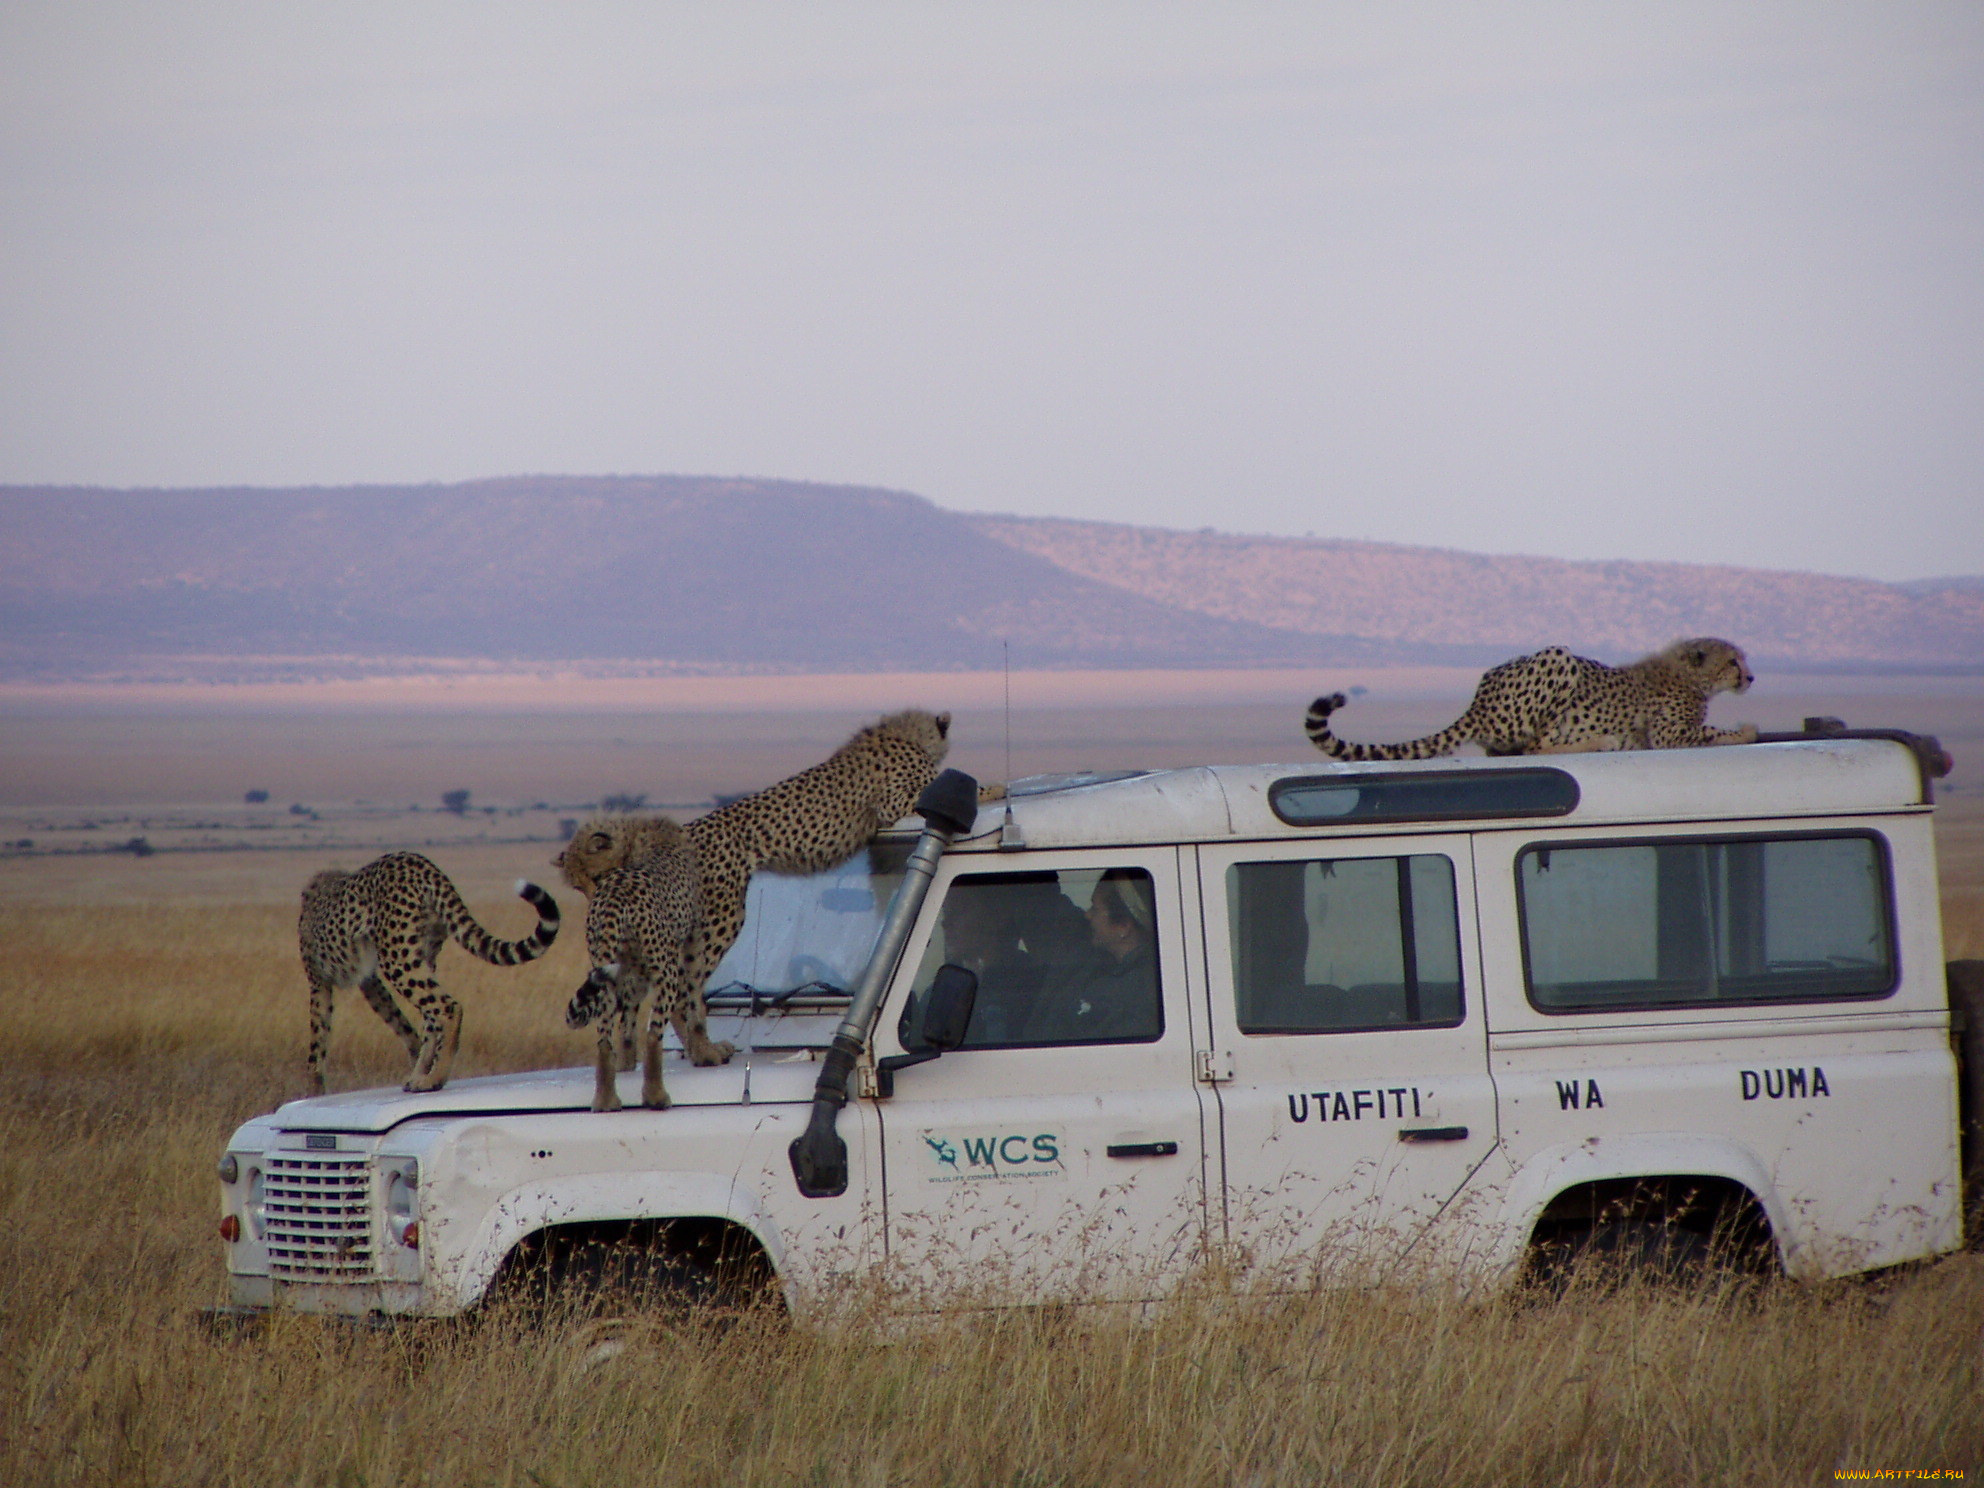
[1518,833,1894,1013]
[1226,855,1463,1034]
[1270,768,1577,827]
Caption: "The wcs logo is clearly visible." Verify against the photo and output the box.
[920,1130,1064,1181]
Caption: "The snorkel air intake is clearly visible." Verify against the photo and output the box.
[789,768,980,1198]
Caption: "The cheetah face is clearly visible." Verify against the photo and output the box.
[1677,638,1753,696]
[555,821,635,897]
[556,812,687,897]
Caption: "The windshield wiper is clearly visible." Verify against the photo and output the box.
[704,980,851,1014]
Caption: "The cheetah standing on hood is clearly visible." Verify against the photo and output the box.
[556,709,952,1110]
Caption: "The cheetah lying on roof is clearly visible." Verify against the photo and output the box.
[555,708,952,1110]
[1303,638,1756,761]
[299,851,561,1094]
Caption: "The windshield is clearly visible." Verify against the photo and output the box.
[704,840,912,998]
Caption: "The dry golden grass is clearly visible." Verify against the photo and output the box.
[2,817,1983,1486]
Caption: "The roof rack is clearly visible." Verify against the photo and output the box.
[1000,769,1155,798]
[1751,717,1953,802]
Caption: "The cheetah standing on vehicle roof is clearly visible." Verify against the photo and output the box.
[300,851,561,1094]
[1303,638,1757,761]
[555,708,952,1111]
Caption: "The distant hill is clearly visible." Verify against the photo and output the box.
[0,478,1347,681]
[969,515,1984,671]
[0,476,1978,681]
[1899,575,1984,598]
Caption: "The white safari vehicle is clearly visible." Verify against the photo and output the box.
[216,721,1978,1319]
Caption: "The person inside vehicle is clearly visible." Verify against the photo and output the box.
[1020,870,1162,1043]
[938,889,1047,1044]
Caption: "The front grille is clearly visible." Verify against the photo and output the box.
[263,1154,374,1279]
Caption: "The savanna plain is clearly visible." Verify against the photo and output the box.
[3,675,1983,1486]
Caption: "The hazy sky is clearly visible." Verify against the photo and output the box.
[2,4,1980,581]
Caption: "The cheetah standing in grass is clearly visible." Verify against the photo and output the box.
[1303,638,1757,760]
[300,852,561,1094]
[555,708,952,1110]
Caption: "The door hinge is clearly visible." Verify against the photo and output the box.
[855,1063,881,1099]
[1195,1049,1234,1084]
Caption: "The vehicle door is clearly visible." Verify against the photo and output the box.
[871,847,1210,1305]
[1195,833,1500,1283]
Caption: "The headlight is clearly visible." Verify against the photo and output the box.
[247,1167,267,1240]
[383,1161,419,1247]
[217,1153,239,1185]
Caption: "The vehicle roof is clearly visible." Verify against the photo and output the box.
[942,739,1929,852]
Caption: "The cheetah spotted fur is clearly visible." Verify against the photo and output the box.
[299,851,560,1094]
[560,818,725,1111]
[555,708,952,1110]
[1303,638,1757,761]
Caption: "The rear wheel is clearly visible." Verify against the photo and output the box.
[1524,1177,1775,1294]
[1948,959,1984,1247]
[1531,1218,1714,1291]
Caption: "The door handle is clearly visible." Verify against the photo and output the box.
[1106,1141,1180,1159]
[1397,1126,1469,1143]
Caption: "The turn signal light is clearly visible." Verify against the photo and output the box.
[218,1215,241,1243]
[399,1222,419,1249]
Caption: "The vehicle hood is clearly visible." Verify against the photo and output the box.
[268,1051,830,1134]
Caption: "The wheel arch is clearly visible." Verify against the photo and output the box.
[438,1172,789,1310]
[1495,1135,1791,1277]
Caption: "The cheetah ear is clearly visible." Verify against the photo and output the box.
[935,712,952,738]
[589,833,611,851]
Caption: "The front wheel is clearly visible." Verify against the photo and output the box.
[490,1233,719,1323]
[487,1219,781,1324]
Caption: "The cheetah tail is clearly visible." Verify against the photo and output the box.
[444,877,562,965]
[1301,692,1469,762]
[1301,693,1351,754]
[566,963,619,1029]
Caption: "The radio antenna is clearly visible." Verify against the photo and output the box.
[998,639,1023,849]
[1003,639,1012,788]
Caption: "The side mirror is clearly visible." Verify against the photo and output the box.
[920,963,979,1051]
[877,964,979,1096]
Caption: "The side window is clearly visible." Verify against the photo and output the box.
[902,868,1164,1049]
[1225,855,1463,1035]
[1519,833,1895,1012]
[904,868,1158,1055]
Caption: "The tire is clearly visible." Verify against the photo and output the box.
[1948,959,1984,1247]
[493,1236,721,1323]
[1529,1219,1715,1293]
[560,1241,722,1312]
